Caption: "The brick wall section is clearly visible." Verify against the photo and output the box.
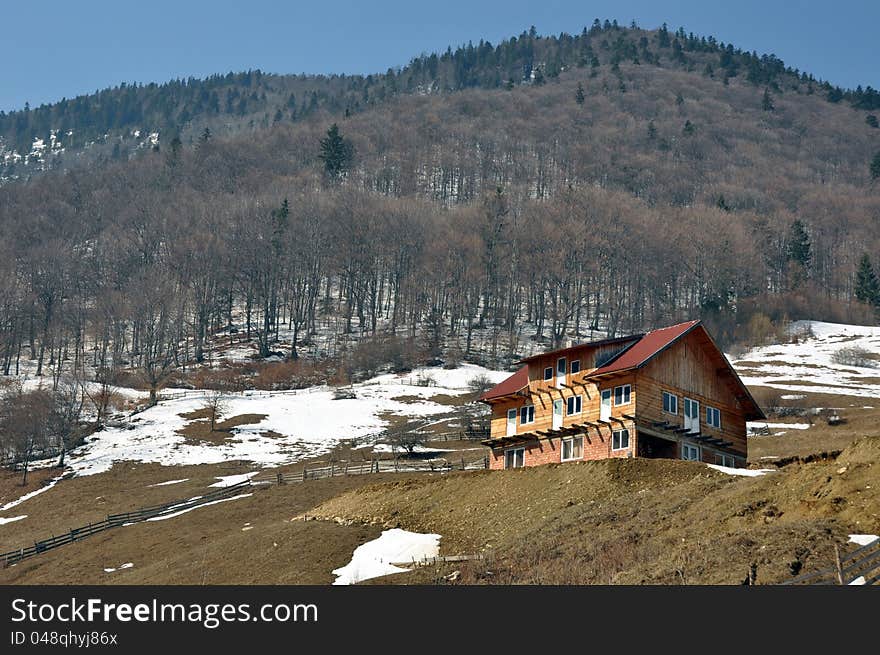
[489,424,636,470]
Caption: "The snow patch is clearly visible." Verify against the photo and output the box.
[332,529,441,585]
[848,534,879,546]
[145,493,252,522]
[104,562,134,573]
[209,472,258,488]
[62,365,506,477]
[0,475,64,512]
[0,515,27,525]
[733,320,880,398]
[148,478,189,487]
[748,422,811,431]
[707,464,775,477]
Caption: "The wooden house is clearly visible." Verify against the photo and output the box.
[479,320,764,469]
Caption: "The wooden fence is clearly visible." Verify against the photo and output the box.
[1,481,252,568]
[781,538,880,585]
[254,455,489,485]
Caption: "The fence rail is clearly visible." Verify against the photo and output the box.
[782,539,880,585]
[1,481,252,568]
[253,455,488,485]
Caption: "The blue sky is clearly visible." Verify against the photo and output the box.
[3,0,878,112]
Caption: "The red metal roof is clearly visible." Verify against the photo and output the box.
[518,334,643,364]
[479,365,529,402]
[585,320,701,378]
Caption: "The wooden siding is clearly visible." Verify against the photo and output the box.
[636,329,748,456]
[489,372,636,439]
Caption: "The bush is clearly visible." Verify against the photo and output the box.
[467,374,495,399]
[831,347,878,368]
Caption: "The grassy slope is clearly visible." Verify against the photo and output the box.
[1,386,878,585]
[311,436,880,585]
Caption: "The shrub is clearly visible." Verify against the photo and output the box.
[831,347,878,368]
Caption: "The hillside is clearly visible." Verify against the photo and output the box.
[0,321,878,585]
[2,23,880,411]
[3,22,878,181]
[311,437,880,585]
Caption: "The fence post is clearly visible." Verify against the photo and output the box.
[302,467,307,482]
[461,456,465,470]
[277,472,283,486]
[835,545,845,585]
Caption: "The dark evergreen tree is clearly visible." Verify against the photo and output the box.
[786,219,812,270]
[855,254,880,306]
[871,151,880,180]
[867,114,879,128]
[318,123,354,179]
[575,83,585,105]
[647,120,657,140]
[762,88,774,111]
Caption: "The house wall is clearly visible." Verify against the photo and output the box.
[635,330,748,457]
[488,369,636,439]
[488,421,636,470]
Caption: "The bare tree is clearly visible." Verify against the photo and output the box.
[203,390,229,432]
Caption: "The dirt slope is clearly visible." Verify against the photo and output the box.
[311,437,880,584]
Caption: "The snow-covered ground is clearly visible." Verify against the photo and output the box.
[59,364,507,477]
[332,528,441,585]
[0,515,27,525]
[731,320,880,398]
[706,464,774,477]
[849,534,879,546]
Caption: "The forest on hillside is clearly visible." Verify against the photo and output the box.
[1,22,880,405]
[2,21,879,177]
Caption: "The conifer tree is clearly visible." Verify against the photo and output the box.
[318,123,354,179]
[871,151,880,180]
[855,253,880,306]
[575,83,585,105]
[762,88,774,111]
[786,219,812,270]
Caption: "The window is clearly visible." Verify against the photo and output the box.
[566,395,583,415]
[715,453,736,468]
[561,436,583,461]
[570,360,581,374]
[557,358,567,376]
[662,391,678,415]
[706,406,721,429]
[612,428,630,450]
[600,389,612,421]
[520,405,535,425]
[613,384,631,406]
[681,443,701,461]
[505,448,525,469]
[543,367,553,381]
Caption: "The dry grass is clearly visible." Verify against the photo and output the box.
[0,465,437,584]
[313,436,880,585]
[0,467,59,508]
[176,412,268,445]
